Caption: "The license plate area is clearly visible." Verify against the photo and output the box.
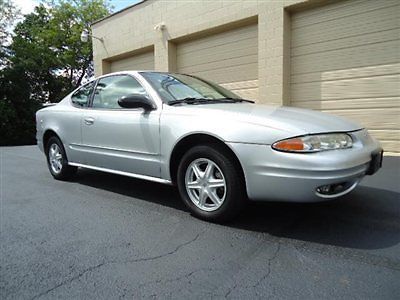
[366,149,383,175]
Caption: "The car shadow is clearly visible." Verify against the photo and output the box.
[74,168,400,250]
[231,187,400,250]
[74,169,185,211]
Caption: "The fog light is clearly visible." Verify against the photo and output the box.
[316,182,348,195]
[316,180,359,199]
[317,185,332,194]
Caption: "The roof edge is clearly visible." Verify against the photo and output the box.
[91,0,148,26]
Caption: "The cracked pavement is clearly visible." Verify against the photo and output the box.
[1,146,400,299]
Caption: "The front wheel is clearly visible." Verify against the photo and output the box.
[177,145,247,222]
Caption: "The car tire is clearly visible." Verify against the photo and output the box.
[46,136,77,180]
[177,144,247,222]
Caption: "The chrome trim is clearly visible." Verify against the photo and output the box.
[68,162,172,184]
[315,179,361,199]
[69,143,159,156]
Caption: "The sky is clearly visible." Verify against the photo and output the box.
[112,0,142,11]
[13,0,38,15]
[5,0,141,45]
[12,0,143,16]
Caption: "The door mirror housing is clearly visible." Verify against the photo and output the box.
[118,94,155,110]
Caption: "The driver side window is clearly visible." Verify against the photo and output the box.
[92,75,148,109]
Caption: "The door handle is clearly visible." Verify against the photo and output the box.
[84,117,95,125]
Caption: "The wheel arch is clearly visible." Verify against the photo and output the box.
[169,133,247,190]
[43,129,62,151]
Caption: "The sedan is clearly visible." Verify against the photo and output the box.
[36,71,383,222]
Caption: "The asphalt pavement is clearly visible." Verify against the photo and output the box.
[1,146,399,299]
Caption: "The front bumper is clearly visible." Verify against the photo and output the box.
[228,129,382,202]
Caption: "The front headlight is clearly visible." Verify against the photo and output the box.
[272,133,353,153]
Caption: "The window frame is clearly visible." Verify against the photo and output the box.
[87,73,156,111]
[70,80,97,109]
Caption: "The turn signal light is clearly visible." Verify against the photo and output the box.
[273,138,304,151]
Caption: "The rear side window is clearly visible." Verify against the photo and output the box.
[71,81,95,107]
[92,75,148,109]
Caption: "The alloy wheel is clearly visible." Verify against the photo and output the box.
[49,143,63,174]
[185,158,226,211]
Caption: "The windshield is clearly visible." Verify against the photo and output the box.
[140,72,242,103]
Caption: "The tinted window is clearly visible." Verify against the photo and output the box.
[71,81,95,107]
[92,75,148,109]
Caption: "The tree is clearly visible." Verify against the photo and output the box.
[0,0,20,44]
[0,0,20,68]
[45,0,112,89]
[0,0,111,146]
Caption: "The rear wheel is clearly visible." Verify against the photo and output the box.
[177,145,246,222]
[46,136,77,180]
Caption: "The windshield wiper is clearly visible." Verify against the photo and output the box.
[168,97,254,106]
[215,97,255,103]
[168,98,214,105]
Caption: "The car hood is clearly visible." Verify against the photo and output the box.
[169,103,363,136]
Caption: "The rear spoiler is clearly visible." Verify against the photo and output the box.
[42,102,57,107]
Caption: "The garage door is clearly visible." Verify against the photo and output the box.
[110,51,154,72]
[176,23,258,101]
[290,0,400,153]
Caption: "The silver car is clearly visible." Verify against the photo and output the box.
[36,71,383,222]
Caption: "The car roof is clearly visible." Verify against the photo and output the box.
[96,70,172,79]
[78,71,186,90]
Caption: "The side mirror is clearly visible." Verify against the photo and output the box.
[118,94,155,110]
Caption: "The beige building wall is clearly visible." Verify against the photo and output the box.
[176,22,259,101]
[109,49,154,73]
[92,0,400,154]
[92,0,301,104]
[290,0,400,153]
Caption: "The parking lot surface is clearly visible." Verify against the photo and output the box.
[1,146,399,299]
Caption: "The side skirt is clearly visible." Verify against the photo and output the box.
[68,162,172,185]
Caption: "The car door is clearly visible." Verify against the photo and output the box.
[80,74,161,178]
[65,80,96,164]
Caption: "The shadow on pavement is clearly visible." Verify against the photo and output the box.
[75,169,400,251]
[75,169,185,211]
[232,186,400,250]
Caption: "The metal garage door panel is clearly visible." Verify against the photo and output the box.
[110,51,154,72]
[176,23,258,101]
[291,0,400,153]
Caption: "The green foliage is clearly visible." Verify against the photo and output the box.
[0,0,111,146]
[0,0,20,45]
[0,0,20,69]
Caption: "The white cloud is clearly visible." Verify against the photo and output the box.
[13,0,39,15]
